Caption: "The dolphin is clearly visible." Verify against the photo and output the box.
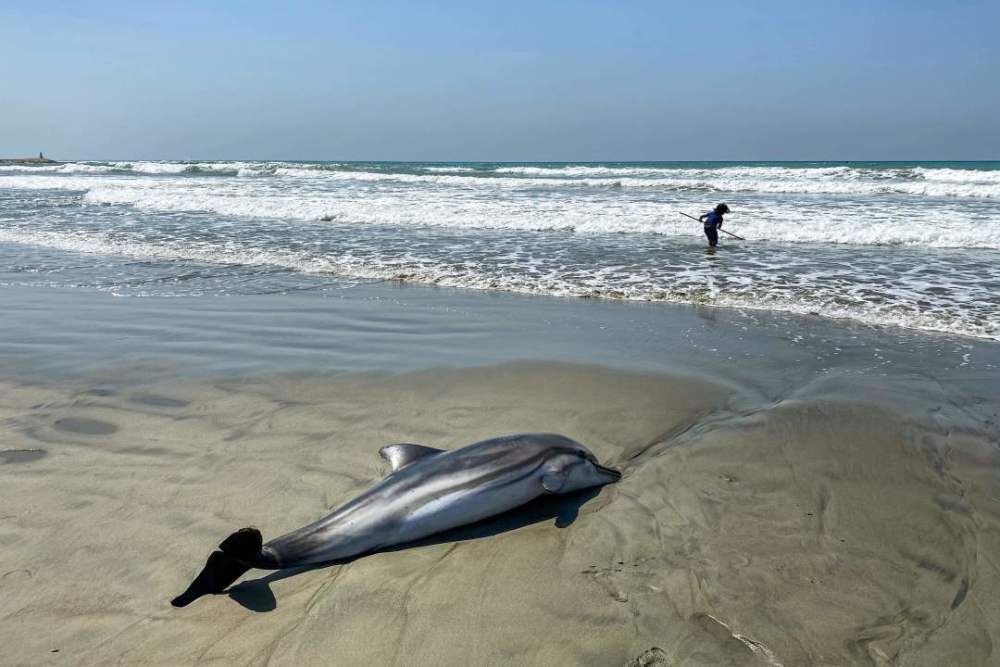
[171,433,620,607]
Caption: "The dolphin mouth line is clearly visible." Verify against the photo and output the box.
[597,463,622,481]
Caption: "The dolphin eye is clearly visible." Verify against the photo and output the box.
[574,450,587,459]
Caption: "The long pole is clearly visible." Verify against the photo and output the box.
[678,212,746,240]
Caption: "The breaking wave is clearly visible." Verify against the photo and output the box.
[1,161,999,198]
[2,159,997,340]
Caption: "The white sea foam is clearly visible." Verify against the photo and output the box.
[424,166,479,173]
[913,167,1000,184]
[125,161,278,176]
[0,225,995,340]
[494,165,658,176]
[0,161,274,177]
[0,163,120,175]
[0,227,384,283]
[2,160,998,339]
[2,169,998,249]
[82,188,1000,250]
[4,161,1000,197]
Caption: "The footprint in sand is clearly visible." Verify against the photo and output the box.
[129,393,190,409]
[0,449,47,464]
[53,417,118,435]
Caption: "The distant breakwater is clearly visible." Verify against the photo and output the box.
[0,158,58,165]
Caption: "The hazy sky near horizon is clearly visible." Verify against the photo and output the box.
[2,1,998,161]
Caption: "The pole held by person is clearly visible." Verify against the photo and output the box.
[679,205,745,244]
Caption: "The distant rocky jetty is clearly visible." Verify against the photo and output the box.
[0,152,58,165]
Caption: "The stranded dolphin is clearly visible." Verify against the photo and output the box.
[171,433,620,607]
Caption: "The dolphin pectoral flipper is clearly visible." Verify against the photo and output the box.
[541,470,566,493]
[170,527,263,607]
[379,443,446,473]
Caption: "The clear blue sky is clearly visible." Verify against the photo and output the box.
[2,1,997,160]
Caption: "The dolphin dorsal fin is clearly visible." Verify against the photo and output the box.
[379,443,445,473]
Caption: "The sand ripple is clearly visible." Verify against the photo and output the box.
[0,364,997,665]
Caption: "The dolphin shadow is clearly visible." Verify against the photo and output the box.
[225,487,601,612]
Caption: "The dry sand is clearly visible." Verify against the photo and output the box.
[1,362,999,666]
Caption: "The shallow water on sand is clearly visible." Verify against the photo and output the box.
[0,281,996,398]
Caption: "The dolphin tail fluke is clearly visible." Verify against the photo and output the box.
[171,527,263,607]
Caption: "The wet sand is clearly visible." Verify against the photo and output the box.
[0,282,998,665]
[1,359,998,666]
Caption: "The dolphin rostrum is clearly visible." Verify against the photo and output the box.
[171,433,620,606]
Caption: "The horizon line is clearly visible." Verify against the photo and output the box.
[14,157,1000,164]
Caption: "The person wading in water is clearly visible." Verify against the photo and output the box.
[699,203,730,247]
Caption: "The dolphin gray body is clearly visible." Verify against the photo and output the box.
[172,433,620,607]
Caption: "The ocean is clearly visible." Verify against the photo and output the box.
[1,160,998,340]
[3,160,1000,665]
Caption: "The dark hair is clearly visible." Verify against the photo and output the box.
[715,203,730,214]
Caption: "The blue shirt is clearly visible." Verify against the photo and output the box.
[703,211,723,229]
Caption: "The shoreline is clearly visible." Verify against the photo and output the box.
[1,280,996,379]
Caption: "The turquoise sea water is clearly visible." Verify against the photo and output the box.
[1,160,998,339]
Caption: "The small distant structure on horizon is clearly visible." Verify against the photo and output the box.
[0,151,58,165]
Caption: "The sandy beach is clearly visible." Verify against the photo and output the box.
[1,282,998,666]
[4,1,998,662]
